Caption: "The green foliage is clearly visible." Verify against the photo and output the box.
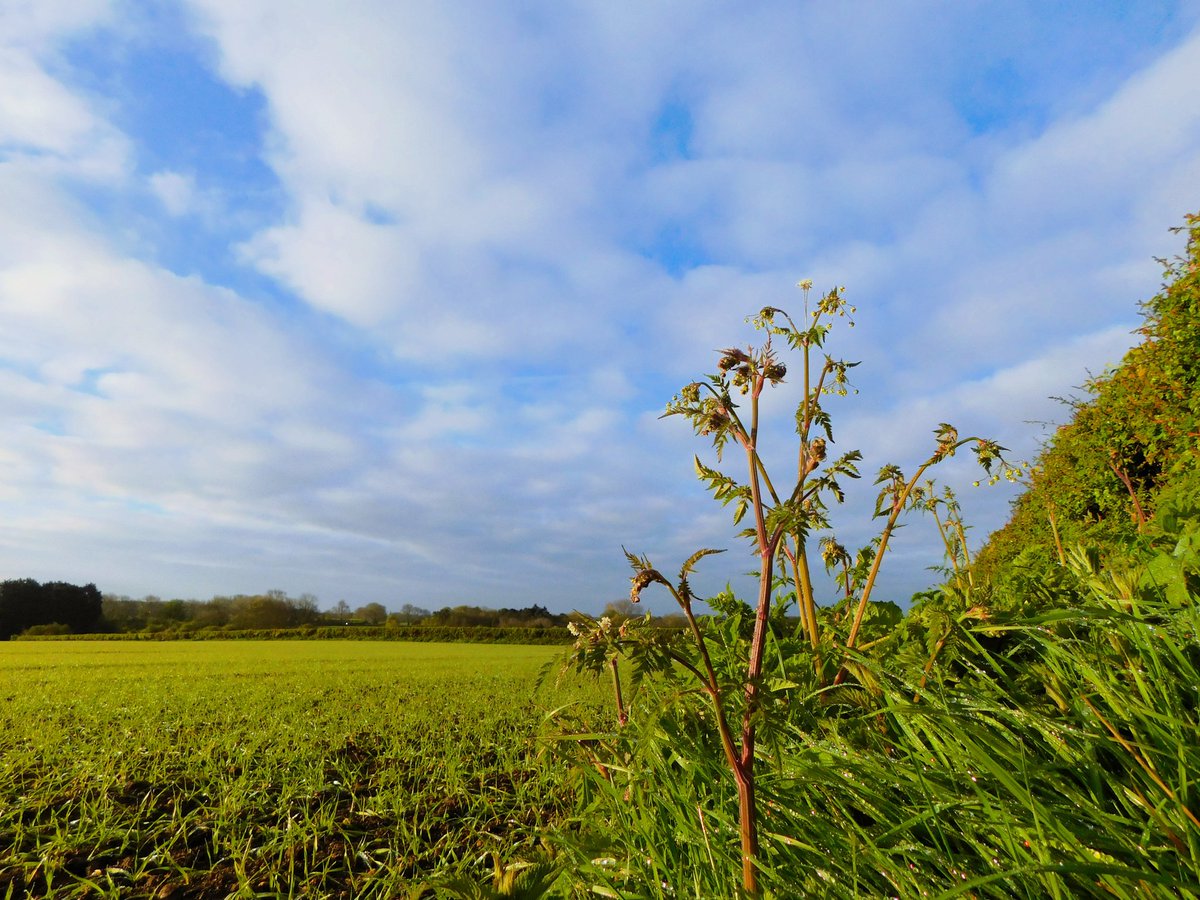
[430,855,563,899]
[976,214,1200,592]
[21,622,72,636]
[0,579,102,639]
[552,561,1200,897]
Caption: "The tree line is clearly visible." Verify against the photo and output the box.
[0,586,617,638]
[0,581,695,640]
[0,579,103,639]
[94,593,578,634]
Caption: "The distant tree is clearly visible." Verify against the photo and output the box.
[394,603,431,623]
[653,613,689,628]
[0,579,103,638]
[136,595,169,630]
[161,599,189,622]
[324,600,353,624]
[44,582,102,632]
[94,591,325,633]
[101,594,144,632]
[602,599,640,623]
[228,594,295,630]
[428,603,569,628]
[294,593,321,625]
[430,605,498,627]
[193,596,233,629]
[0,579,43,639]
[355,602,388,625]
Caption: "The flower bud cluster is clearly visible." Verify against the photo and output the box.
[698,399,730,435]
[717,348,750,371]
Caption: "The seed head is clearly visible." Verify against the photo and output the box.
[820,538,848,568]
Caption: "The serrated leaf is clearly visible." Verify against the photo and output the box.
[678,548,726,581]
[732,499,749,525]
[622,546,652,572]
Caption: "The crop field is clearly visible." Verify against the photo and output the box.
[0,640,598,899]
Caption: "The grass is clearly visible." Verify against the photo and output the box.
[0,640,599,899]
[552,585,1200,898]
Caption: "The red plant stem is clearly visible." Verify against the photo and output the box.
[736,374,775,896]
[1107,456,1148,529]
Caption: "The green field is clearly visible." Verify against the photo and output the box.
[0,641,595,899]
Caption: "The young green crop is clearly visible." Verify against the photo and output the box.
[0,641,600,899]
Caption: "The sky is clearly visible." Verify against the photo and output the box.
[1,1,1199,615]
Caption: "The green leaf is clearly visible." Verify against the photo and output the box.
[678,548,726,581]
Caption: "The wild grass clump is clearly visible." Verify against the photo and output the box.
[551,557,1200,897]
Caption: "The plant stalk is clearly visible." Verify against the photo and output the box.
[608,656,627,727]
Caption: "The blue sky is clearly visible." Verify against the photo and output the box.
[2,1,1199,614]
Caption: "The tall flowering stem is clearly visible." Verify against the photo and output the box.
[597,285,1014,896]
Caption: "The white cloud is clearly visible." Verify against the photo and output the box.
[149,170,199,216]
[0,0,112,48]
[987,26,1200,233]
[0,50,128,179]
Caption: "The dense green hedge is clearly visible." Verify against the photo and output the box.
[975,214,1200,594]
[14,624,573,645]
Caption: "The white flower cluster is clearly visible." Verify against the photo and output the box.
[567,615,615,639]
